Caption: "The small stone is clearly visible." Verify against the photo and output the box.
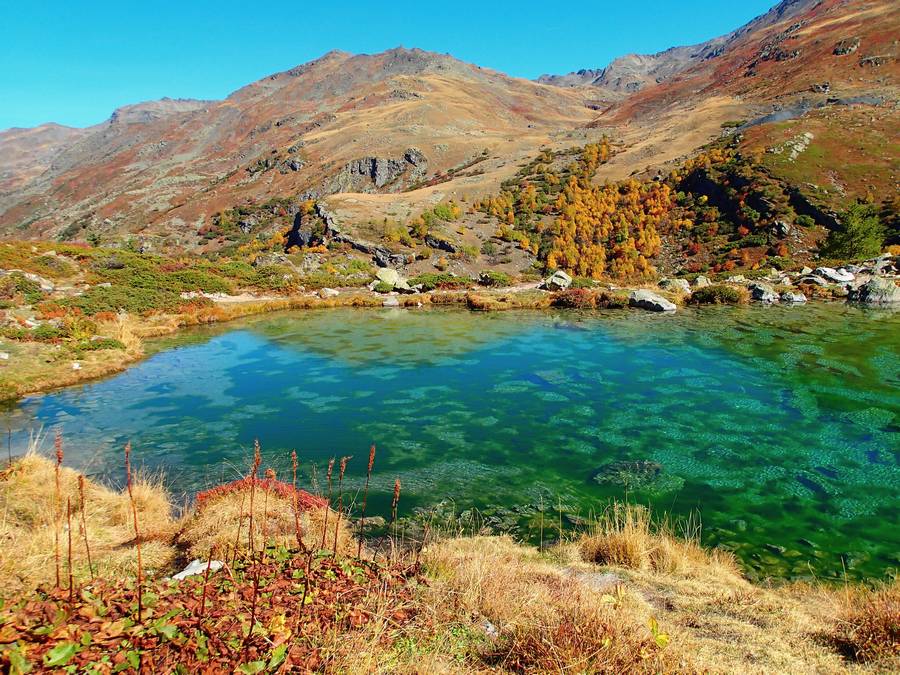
[72,362,81,371]
[382,296,400,307]
[172,559,224,581]
[0,352,9,361]
[780,291,807,304]
[319,288,339,299]
[659,278,691,294]
[692,275,712,289]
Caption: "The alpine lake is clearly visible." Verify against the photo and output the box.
[4,303,899,581]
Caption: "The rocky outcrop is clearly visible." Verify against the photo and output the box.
[814,267,854,284]
[628,289,676,312]
[334,148,427,192]
[849,277,900,305]
[692,275,712,289]
[424,234,458,253]
[833,37,860,56]
[780,291,807,304]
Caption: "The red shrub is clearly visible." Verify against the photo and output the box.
[196,477,326,511]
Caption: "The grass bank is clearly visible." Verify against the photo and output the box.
[0,445,896,673]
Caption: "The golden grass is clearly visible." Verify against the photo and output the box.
[578,503,740,578]
[832,580,900,666]
[179,487,355,561]
[0,448,176,598]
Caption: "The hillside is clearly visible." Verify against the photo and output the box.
[0,0,897,282]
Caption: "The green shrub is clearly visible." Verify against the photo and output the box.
[570,277,597,289]
[64,285,183,315]
[481,241,497,256]
[478,271,512,287]
[72,338,125,353]
[795,215,815,228]
[821,204,886,259]
[372,282,394,293]
[408,273,472,291]
[689,284,749,305]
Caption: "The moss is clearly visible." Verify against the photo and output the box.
[689,284,749,305]
[478,270,512,287]
[409,273,473,291]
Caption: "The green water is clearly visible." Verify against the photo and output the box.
[5,304,899,580]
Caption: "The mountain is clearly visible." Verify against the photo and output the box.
[0,1,896,256]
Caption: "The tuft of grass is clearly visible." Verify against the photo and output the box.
[688,284,749,305]
[832,580,900,665]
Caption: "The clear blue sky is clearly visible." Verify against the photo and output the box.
[1,0,776,130]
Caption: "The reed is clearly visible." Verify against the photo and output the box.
[53,431,63,588]
[357,444,376,558]
[66,497,74,605]
[124,441,144,622]
[320,458,335,550]
[247,440,261,556]
[291,450,304,550]
[333,456,351,554]
[77,475,94,580]
[197,547,215,627]
[390,479,401,561]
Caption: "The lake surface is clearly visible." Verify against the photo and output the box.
[4,304,899,580]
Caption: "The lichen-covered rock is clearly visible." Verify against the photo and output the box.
[375,268,401,287]
[815,267,854,283]
[850,277,900,305]
[693,275,712,289]
[659,278,691,294]
[541,270,572,291]
[749,281,778,303]
[780,291,807,304]
[629,289,676,312]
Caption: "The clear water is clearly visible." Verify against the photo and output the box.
[4,305,899,580]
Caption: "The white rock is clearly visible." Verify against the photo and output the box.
[375,268,401,287]
[628,289,676,312]
[0,352,9,360]
[172,559,224,581]
[780,291,807,304]
[815,267,854,283]
[72,362,81,371]
[382,296,400,307]
[541,270,573,291]
[692,275,712,289]
[319,288,339,298]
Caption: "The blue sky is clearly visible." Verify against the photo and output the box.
[1,0,776,130]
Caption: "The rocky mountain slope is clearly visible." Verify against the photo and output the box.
[0,1,896,267]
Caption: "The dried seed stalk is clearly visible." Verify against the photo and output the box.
[53,431,63,588]
[320,457,335,550]
[124,442,144,622]
[357,444,376,558]
[333,456,351,554]
[78,475,94,580]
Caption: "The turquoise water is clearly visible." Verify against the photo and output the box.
[4,304,899,580]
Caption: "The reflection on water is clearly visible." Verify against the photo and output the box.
[5,305,899,580]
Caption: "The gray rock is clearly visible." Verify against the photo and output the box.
[871,255,896,275]
[382,296,401,307]
[424,234,457,253]
[780,291,807,304]
[628,289,676,312]
[800,266,813,275]
[749,281,779,303]
[725,274,747,284]
[375,268,401,287]
[772,220,791,237]
[850,277,900,305]
[659,278,691,294]
[692,275,712,289]
[799,275,828,287]
[541,270,572,291]
[815,267,854,283]
[318,288,339,299]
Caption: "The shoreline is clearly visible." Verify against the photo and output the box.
[2,282,892,403]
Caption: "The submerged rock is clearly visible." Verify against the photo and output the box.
[780,291,807,304]
[628,289,676,312]
[593,460,684,494]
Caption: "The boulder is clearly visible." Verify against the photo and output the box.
[850,277,900,305]
[725,275,747,284]
[375,268,401,287]
[424,234,457,253]
[799,275,828,287]
[800,266,813,275]
[780,291,807,304]
[628,289,676,312]
[318,288,339,299]
[871,255,896,275]
[692,275,712,289]
[659,278,691,294]
[749,281,779,303]
[815,267,854,283]
[541,270,572,291]
[382,296,401,307]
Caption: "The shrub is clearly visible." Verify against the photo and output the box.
[65,285,183,315]
[478,270,512,287]
[570,276,597,289]
[821,204,886,259]
[552,288,596,309]
[372,282,394,293]
[72,337,126,353]
[688,284,749,305]
[409,273,472,291]
[480,240,497,256]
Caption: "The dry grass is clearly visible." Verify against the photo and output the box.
[422,536,689,673]
[0,446,176,598]
[179,484,355,561]
[832,580,900,666]
[578,503,740,578]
